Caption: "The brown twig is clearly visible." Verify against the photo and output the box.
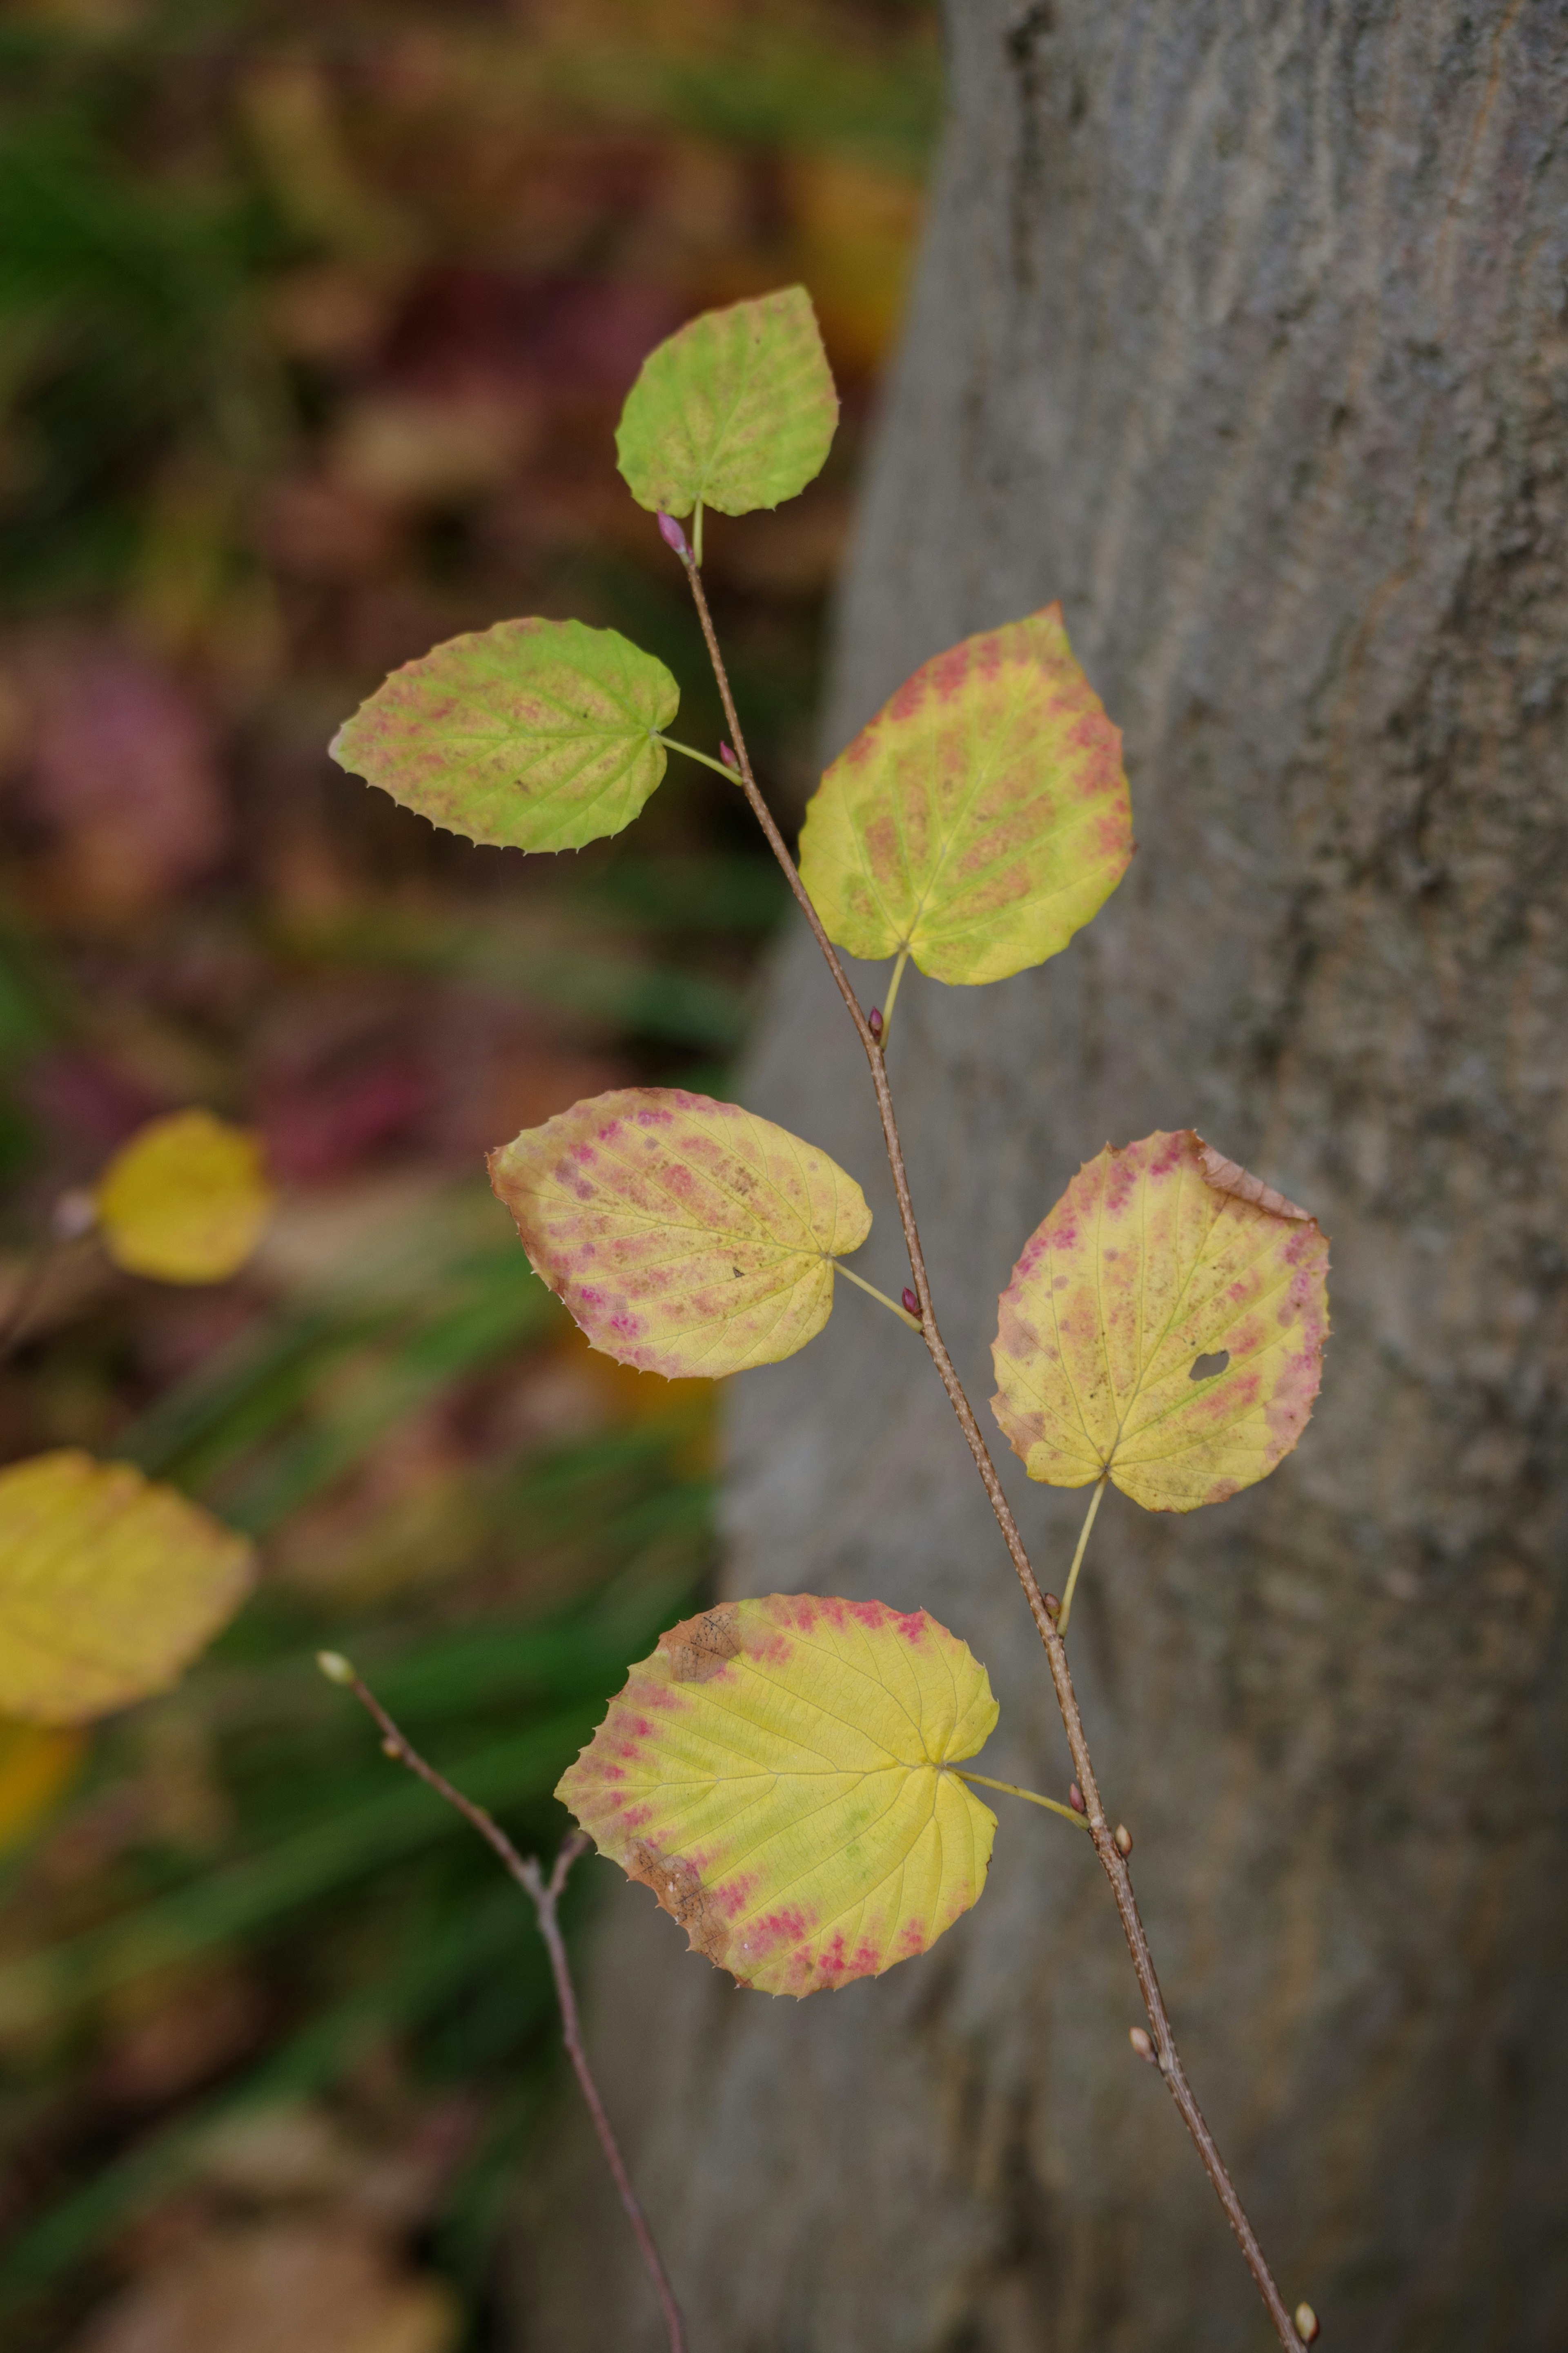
[679,547,1309,2351]
[319,1654,687,2353]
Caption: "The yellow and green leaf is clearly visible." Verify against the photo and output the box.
[488,1087,870,1380]
[558,1594,998,1996]
[991,1131,1329,1512]
[0,1451,255,1725]
[330,618,679,853]
[615,286,838,520]
[798,605,1133,985]
[97,1109,275,1285]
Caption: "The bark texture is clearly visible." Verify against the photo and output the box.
[519,6,1568,2347]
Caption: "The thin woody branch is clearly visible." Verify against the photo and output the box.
[316,1653,687,2353]
[677,551,1311,2353]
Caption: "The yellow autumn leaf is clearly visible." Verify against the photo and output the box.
[488,1086,871,1380]
[991,1131,1330,1513]
[0,1717,85,1853]
[97,1110,275,1285]
[558,1595,999,1996]
[0,1451,255,1725]
[797,604,1133,985]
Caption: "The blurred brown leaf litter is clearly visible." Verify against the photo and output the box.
[0,0,937,2343]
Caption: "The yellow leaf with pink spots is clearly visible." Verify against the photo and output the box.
[991,1131,1330,1512]
[797,605,1132,985]
[488,1087,871,1380]
[557,1595,998,1996]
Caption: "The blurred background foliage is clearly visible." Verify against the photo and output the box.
[0,2,936,2344]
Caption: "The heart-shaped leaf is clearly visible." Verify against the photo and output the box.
[0,1451,256,1724]
[330,618,678,853]
[558,1594,999,1996]
[97,1110,275,1285]
[615,285,838,520]
[991,1131,1329,1512]
[488,1087,871,1379]
[798,605,1132,985]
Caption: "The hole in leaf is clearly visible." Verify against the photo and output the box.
[1189,1350,1230,1381]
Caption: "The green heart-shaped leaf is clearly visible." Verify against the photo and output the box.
[616,285,838,520]
[331,618,678,853]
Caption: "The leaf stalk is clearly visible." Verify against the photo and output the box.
[1058,1475,1109,1635]
[833,1261,923,1332]
[949,1767,1091,1829]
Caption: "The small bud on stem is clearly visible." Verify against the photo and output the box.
[1068,1782,1086,1814]
[1042,1593,1060,1618]
[1114,1823,1133,1857]
[868,1006,883,1039]
[1294,2304,1320,2344]
[656,510,689,559]
[901,1287,920,1318]
[719,740,738,772]
[316,1650,354,1685]
[1129,2026,1156,2064]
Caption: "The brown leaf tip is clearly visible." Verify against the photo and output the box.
[1196,1139,1311,1223]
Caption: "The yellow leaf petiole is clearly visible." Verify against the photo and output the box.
[1057,1474,1108,1635]
[833,1261,923,1332]
[876,946,911,1048]
[656,734,737,783]
[947,1767,1091,1830]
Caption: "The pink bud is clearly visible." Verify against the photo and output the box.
[901,1287,920,1318]
[868,1006,883,1037]
[1068,1783,1086,1814]
[656,510,688,557]
[719,741,738,771]
[1043,1593,1061,1617]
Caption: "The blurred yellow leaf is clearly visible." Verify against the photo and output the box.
[0,1451,255,1725]
[96,1109,275,1285]
[991,1132,1330,1512]
[0,1717,85,1854]
[559,1594,998,1996]
[488,1085,870,1378]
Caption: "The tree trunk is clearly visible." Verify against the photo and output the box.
[517,7,1568,2347]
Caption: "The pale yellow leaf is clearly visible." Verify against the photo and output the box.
[558,1595,998,1996]
[488,1086,871,1379]
[991,1131,1330,1512]
[0,1452,255,1725]
[97,1111,275,1285]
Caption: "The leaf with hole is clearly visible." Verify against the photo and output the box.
[330,618,679,853]
[991,1131,1329,1512]
[615,286,838,520]
[488,1087,871,1379]
[0,1451,256,1724]
[97,1109,275,1285]
[557,1594,999,1996]
[798,605,1132,985]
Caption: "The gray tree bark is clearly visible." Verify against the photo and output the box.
[517,6,1568,2347]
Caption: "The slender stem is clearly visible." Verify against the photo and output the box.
[1058,1475,1109,1635]
[834,1260,923,1331]
[949,1767,1091,1829]
[677,549,1308,2353]
[657,734,737,783]
[878,946,911,1046]
[332,1664,687,2353]
[693,500,704,569]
